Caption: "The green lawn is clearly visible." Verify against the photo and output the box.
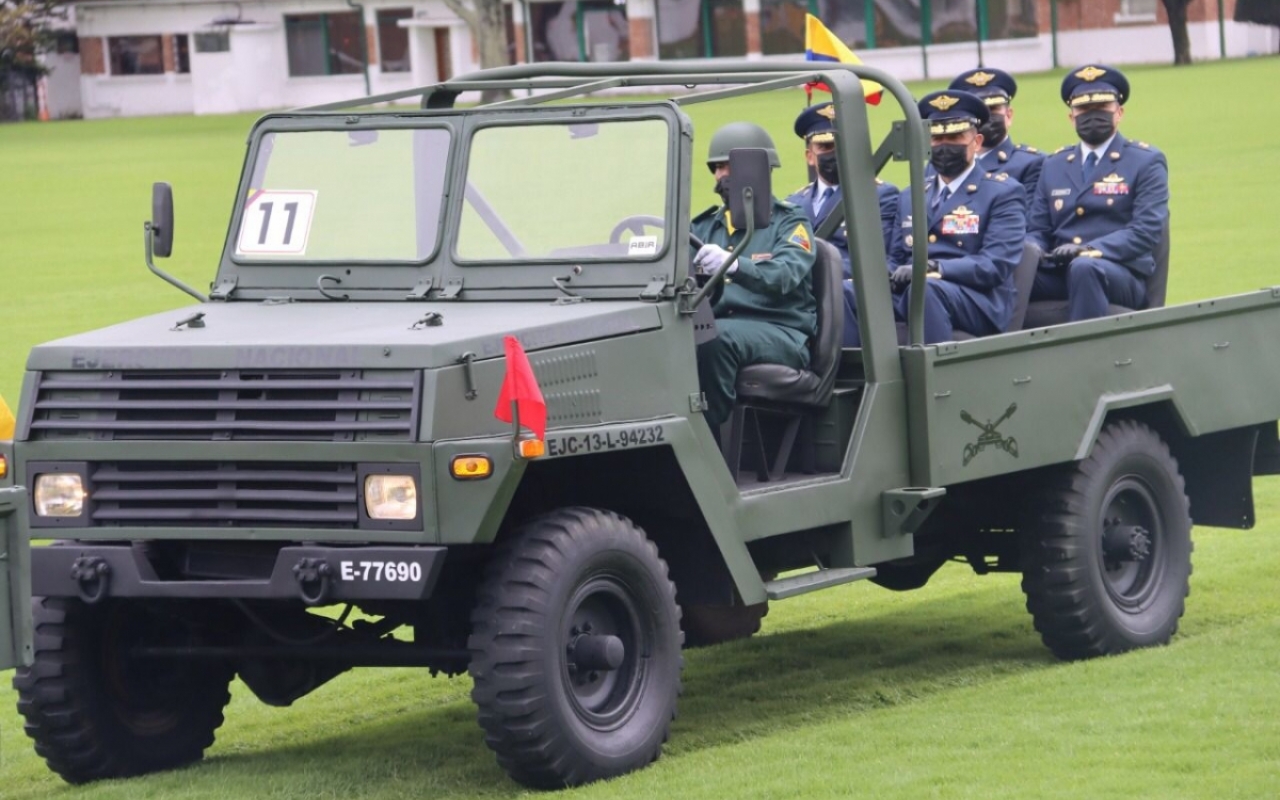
[3,56,1280,797]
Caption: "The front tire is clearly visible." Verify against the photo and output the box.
[13,598,234,784]
[468,507,683,788]
[1020,420,1192,660]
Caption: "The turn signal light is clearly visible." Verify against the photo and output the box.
[451,455,493,480]
[0,454,7,480]
[517,439,546,459]
[0,394,15,440]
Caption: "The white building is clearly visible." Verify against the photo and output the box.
[54,0,1280,119]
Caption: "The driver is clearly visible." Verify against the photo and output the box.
[691,122,818,430]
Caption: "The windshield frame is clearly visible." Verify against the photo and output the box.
[452,115,675,267]
[212,102,688,301]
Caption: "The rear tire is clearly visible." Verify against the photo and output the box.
[13,598,234,784]
[1020,420,1192,660]
[468,507,683,788]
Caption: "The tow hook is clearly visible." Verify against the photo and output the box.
[69,556,111,604]
[292,557,334,606]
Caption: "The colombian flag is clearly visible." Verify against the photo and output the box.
[804,14,883,106]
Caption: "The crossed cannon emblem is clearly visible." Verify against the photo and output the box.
[961,403,1019,466]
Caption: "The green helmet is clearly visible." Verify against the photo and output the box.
[706,122,781,172]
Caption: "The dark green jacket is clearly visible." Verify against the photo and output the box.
[691,199,818,337]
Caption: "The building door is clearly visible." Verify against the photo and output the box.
[433,27,452,81]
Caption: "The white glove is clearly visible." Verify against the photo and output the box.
[694,243,736,275]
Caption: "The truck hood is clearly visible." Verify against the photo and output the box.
[27,301,663,371]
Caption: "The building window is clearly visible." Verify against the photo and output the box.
[1117,0,1158,21]
[175,34,191,73]
[54,31,80,55]
[108,35,165,75]
[657,0,744,59]
[285,12,365,77]
[194,31,231,53]
[377,8,413,72]
[760,0,811,56]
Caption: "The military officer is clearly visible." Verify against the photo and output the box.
[949,67,1044,189]
[1027,64,1169,321]
[692,122,818,428]
[842,90,1026,346]
[785,102,900,272]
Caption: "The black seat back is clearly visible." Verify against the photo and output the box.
[1145,216,1171,308]
[806,238,844,405]
[1008,241,1041,331]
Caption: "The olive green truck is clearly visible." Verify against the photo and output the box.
[4,63,1280,788]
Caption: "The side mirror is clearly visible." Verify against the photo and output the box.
[151,182,174,258]
[727,147,772,231]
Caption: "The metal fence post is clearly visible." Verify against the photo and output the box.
[1050,0,1059,69]
[920,0,931,79]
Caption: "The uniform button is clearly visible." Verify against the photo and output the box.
[1073,236,1082,244]
[955,240,963,246]
[1107,199,1114,206]
[929,234,937,243]
[1076,207,1085,216]
[727,246,734,252]
[724,278,732,285]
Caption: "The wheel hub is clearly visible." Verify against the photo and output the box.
[1102,520,1152,563]
[567,629,625,674]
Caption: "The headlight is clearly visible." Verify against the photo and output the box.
[35,473,86,517]
[364,474,418,520]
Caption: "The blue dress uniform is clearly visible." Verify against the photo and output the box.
[842,91,1027,346]
[1028,65,1169,321]
[785,102,900,272]
[949,68,1045,188]
[692,200,817,427]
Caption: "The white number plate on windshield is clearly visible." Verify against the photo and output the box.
[236,189,318,256]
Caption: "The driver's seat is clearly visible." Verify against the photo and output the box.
[721,238,844,481]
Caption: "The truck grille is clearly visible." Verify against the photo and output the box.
[89,461,359,528]
[28,370,420,442]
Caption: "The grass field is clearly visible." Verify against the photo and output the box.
[3,57,1280,798]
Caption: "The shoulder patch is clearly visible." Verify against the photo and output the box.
[1022,145,1039,154]
[1053,144,1072,155]
[991,172,1009,181]
[788,222,812,253]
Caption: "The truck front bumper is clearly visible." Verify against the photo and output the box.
[32,544,447,605]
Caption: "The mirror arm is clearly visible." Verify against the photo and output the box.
[144,222,209,303]
[680,187,755,315]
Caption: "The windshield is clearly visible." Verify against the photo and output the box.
[233,128,449,262]
[456,119,670,262]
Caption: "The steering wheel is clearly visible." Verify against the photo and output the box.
[609,214,706,251]
[609,215,666,244]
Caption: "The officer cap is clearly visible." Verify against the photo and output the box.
[794,102,837,144]
[949,68,1017,107]
[1060,64,1130,107]
[917,90,989,136]
[706,122,781,171]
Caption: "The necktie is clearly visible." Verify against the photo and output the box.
[1084,151,1098,179]
[815,186,834,217]
[932,185,951,211]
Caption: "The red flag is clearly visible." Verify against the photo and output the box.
[493,335,547,440]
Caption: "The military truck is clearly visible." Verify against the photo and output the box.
[7,61,1280,788]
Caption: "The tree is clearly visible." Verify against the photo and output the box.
[1,1,66,118]
[438,0,511,102]
[1161,0,1193,65]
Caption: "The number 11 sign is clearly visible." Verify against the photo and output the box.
[236,190,318,256]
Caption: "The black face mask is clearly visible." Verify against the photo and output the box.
[816,151,840,185]
[978,115,1007,147]
[930,143,971,180]
[1075,109,1116,146]
[714,176,730,205]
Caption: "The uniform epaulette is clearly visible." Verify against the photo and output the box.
[775,198,798,210]
[988,172,1010,181]
[1053,144,1072,155]
[691,205,719,223]
[1020,144,1040,154]
[875,177,884,185]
